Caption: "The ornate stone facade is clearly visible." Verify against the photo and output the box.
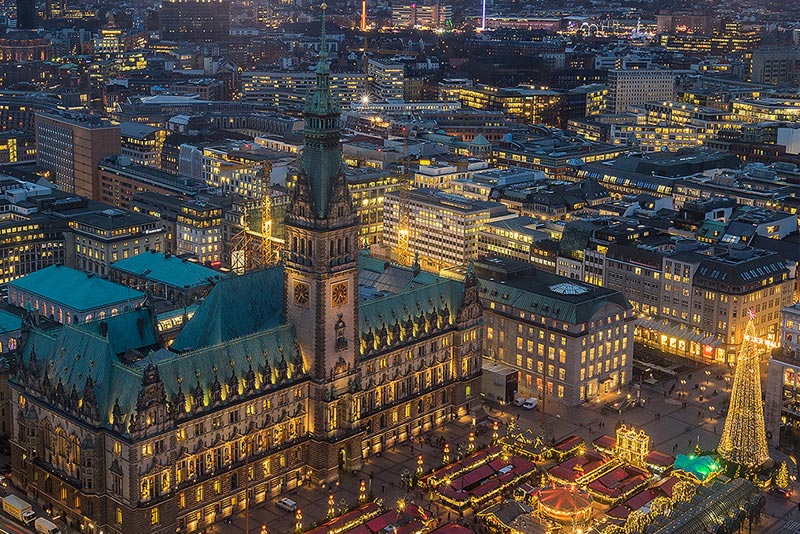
[8,9,482,534]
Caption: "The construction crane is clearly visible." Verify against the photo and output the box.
[260,160,276,267]
[396,126,412,266]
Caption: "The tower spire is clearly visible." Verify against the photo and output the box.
[297,1,343,219]
[717,313,770,468]
[319,3,327,61]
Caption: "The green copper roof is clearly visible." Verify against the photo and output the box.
[10,265,145,312]
[0,309,21,335]
[357,255,466,357]
[171,266,284,352]
[111,251,227,289]
[16,308,159,430]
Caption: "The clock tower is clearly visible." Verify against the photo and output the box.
[283,3,362,482]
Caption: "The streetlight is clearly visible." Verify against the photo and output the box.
[358,479,367,503]
[492,421,499,444]
[417,454,424,475]
[468,432,475,453]
[442,443,450,465]
[327,493,336,520]
[295,509,303,534]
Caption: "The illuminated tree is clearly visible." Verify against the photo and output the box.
[602,526,626,534]
[717,315,770,468]
[625,510,650,534]
[776,461,790,488]
[649,496,672,517]
[672,480,696,503]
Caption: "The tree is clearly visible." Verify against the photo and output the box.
[672,480,696,503]
[602,526,627,534]
[717,316,770,468]
[649,496,672,517]
[625,510,650,534]
[776,461,790,488]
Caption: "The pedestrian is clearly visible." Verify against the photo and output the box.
[382,485,385,494]
[448,512,451,522]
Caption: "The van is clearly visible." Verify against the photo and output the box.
[522,398,538,410]
[35,517,61,534]
[276,497,297,512]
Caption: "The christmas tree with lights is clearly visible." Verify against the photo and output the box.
[717,313,770,469]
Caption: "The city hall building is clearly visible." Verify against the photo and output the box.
[9,22,483,534]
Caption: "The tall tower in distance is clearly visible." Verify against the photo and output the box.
[718,313,770,468]
[283,2,362,482]
[361,0,367,31]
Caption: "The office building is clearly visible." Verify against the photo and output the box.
[477,258,635,406]
[66,207,166,276]
[120,122,167,168]
[242,71,366,110]
[345,168,407,247]
[176,200,222,265]
[606,69,675,114]
[9,24,482,534]
[383,188,513,271]
[750,47,800,86]
[160,0,231,42]
[98,155,203,209]
[35,111,121,199]
[367,59,406,101]
[0,182,67,283]
[391,2,452,28]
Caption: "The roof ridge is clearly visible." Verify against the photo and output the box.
[170,322,295,362]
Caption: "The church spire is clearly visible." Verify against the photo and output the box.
[300,2,342,219]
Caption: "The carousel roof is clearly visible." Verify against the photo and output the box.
[538,486,593,512]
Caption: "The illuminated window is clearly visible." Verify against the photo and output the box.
[116,508,123,525]
[150,508,159,525]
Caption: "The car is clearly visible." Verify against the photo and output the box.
[276,497,297,512]
[522,399,538,410]
[769,486,791,498]
[513,398,525,407]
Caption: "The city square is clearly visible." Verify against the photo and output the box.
[211,356,798,534]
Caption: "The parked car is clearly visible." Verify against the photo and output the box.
[513,397,525,407]
[769,486,791,498]
[276,497,297,512]
[522,399,538,410]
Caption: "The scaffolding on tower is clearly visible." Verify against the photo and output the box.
[230,161,279,274]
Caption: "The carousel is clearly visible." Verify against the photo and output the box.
[536,486,593,527]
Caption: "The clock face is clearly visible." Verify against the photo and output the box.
[293,282,309,305]
[332,282,348,306]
